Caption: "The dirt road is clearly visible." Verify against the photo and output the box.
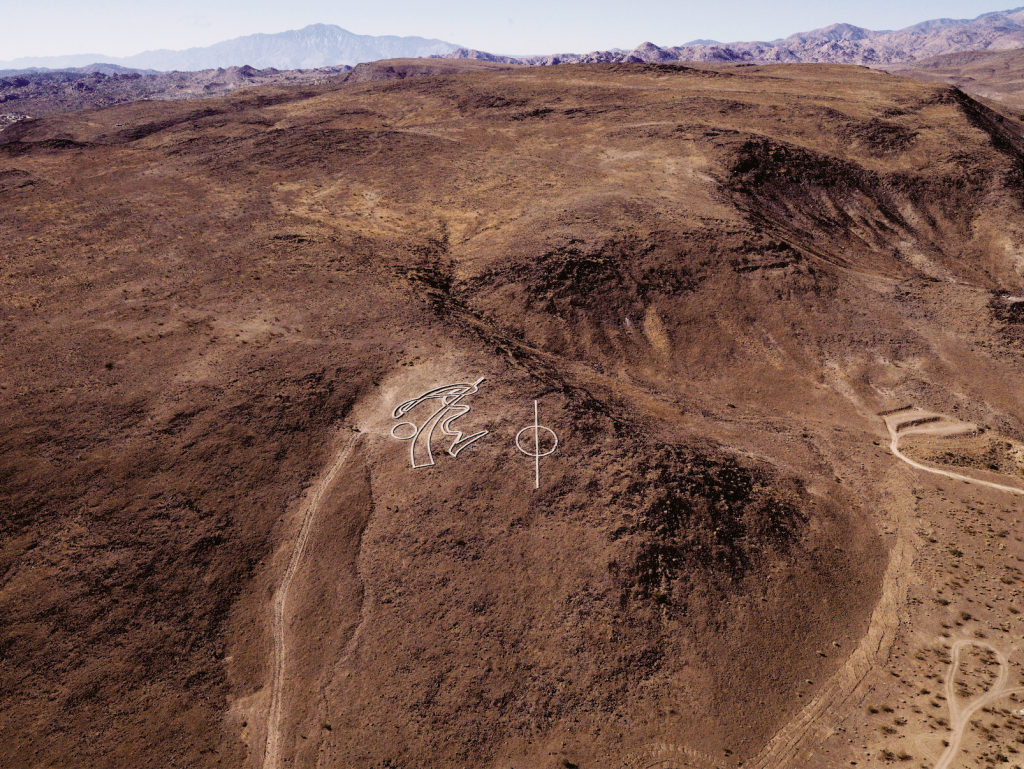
[935,640,1024,769]
[749,408,1023,769]
[884,410,1024,496]
[263,432,360,769]
[884,409,1023,768]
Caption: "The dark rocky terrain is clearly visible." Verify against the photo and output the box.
[0,64,352,122]
[2,58,1024,769]
[0,60,525,125]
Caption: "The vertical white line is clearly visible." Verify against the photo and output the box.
[534,399,540,490]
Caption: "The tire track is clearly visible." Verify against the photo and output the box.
[747,522,914,769]
[263,432,360,769]
[883,410,1024,769]
[750,406,1024,769]
[935,640,1024,769]
[884,409,1024,496]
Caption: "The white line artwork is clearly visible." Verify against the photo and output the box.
[390,377,489,468]
[515,400,558,490]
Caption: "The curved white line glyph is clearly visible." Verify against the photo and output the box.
[515,399,558,490]
[391,378,488,468]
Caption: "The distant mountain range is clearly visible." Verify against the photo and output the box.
[439,7,1024,67]
[0,63,161,77]
[6,8,1024,75]
[0,25,461,72]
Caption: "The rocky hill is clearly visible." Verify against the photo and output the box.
[3,59,1024,769]
[0,60,524,125]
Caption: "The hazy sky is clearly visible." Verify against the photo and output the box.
[2,0,1017,60]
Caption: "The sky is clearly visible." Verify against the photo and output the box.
[1,0,1019,60]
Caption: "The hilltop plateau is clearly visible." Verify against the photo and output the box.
[0,60,522,125]
[2,59,1024,769]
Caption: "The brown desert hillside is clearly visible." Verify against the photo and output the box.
[2,59,1024,769]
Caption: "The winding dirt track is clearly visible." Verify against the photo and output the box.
[885,409,1024,769]
[935,640,1024,769]
[749,408,1023,769]
[884,409,1024,496]
[263,432,360,769]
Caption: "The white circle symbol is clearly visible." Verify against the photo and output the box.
[391,421,417,440]
[515,425,558,458]
[517,400,559,491]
